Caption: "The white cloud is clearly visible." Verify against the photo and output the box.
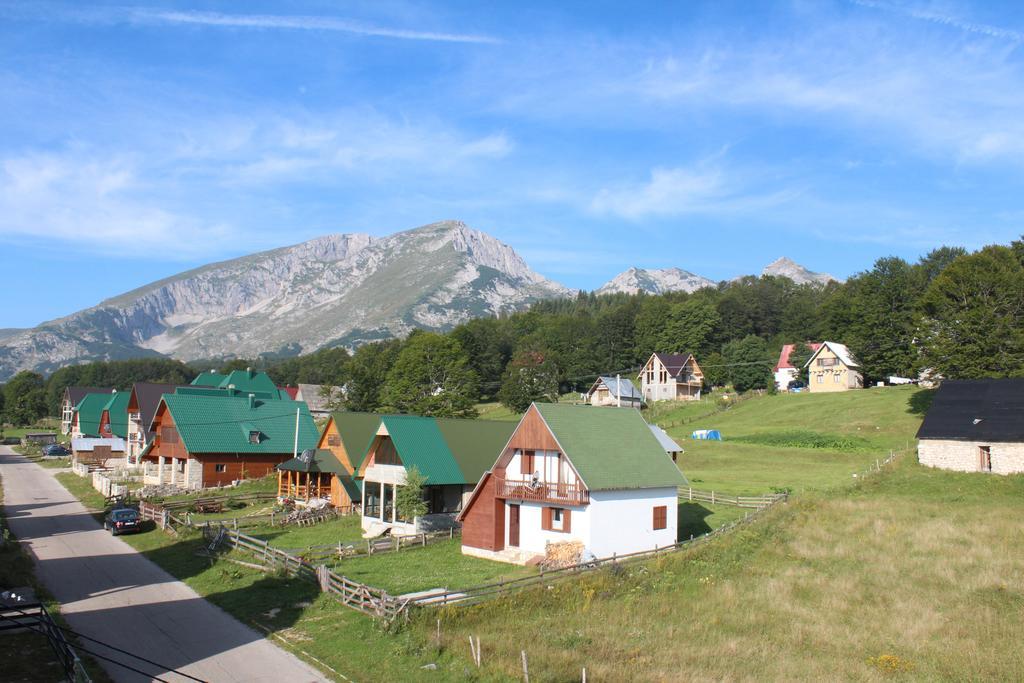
[0,153,237,259]
[591,166,726,220]
[851,0,1024,43]
[124,8,501,44]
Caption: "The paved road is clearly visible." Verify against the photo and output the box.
[0,447,331,683]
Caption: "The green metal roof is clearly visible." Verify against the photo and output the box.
[102,392,131,439]
[435,418,517,485]
[328,412,385,471]
[74,393,111,438]
[161,393,319,455]
[191,371,227,387]
[175,385,287,400]
[375,415,515,486]
[379,415,460,485]
[532,403,687,491]
[216,370,279,394]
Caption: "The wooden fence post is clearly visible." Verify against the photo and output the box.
[522,650,529,682]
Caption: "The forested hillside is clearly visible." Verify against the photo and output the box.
[4,237,1022,425]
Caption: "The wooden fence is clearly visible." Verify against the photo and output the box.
[278,527,458,565]
[680,487,786,509]
[156,492,278,511]
[204,526,408,621]
[415,490,789,609]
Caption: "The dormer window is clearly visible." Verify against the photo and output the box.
[248,430,262,445]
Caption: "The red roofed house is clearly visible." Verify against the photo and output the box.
[774,343,822,392]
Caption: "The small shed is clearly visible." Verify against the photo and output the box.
[648,424,684,462]
[22,433,57,446]
[277,448,360,509]
[917,378,1024,474]
[585,376,644,408]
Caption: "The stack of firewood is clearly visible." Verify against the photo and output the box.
[542,540,585,569]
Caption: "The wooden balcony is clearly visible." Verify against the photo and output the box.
[496,475,589,506]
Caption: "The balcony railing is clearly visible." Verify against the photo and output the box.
[496,475,589,506]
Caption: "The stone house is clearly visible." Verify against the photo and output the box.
[917,378,1024,475]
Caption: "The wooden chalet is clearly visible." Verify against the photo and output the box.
[638,352,704,402]
[60,387,113,435]
[142,389,318,490]
[70,393,116,439]
[356,415,516,535]
[125,383,188,464]
[276,411,381,509]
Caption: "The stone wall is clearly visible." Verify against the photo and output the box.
[918,439,1024,475]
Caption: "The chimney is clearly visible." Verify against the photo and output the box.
[248,393,256,409]
[246,366,253,378]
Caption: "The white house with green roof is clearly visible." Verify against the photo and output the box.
[459,402,687,564]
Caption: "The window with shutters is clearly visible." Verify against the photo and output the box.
[327,434,341,446]
[653,505,667,530]
[520,449,535,475]
[542,507,571,532]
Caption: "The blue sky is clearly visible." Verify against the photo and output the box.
[3,0,1024,328]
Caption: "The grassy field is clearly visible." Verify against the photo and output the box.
[663,386,925,494]
[420,455,1024,681]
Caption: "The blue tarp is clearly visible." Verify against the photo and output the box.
[691,429,722,441]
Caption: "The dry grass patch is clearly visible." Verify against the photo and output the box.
[418,458,1024,681]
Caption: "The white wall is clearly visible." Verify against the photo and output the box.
[506,500,591,555]
[587,488,678,557]
[503,487,679,559]
[774,367,797,391]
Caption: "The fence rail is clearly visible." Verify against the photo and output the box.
[680,487,786,509]
[155,492,278,511]
[204,526,408,620]
[0,601,91,682]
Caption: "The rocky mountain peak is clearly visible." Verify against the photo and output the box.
[597,267,717,296]
[762,257,837,285]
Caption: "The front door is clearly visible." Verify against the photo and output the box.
[980,446,992,472]
[508,504,520,547]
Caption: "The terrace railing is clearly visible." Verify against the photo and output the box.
[496,476,589,506]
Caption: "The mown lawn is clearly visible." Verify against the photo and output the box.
[422,456,1024,681]
[664,386,927,494]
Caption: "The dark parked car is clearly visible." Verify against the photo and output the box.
[104,508,141,536]
[42,444,70,457]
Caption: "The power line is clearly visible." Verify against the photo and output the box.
[0,609,205,683]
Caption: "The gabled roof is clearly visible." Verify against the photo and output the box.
[435,418,518,485]
[774,343,823,371]
[280,386,299,400]
[589,376,643,401]
[217,369,280,394]
[191,371,227,387]
[641,352,697,380]
[74,393,115,437]
[648,424,685,460]
[63,386,114,406]
[158,393,319,455]
[101,392,132,439]
[128,383,187,438]
[804,341,859,369]
[917,379,1024,443]
[532,403,687,491]
[328,412,385,471]
[364,415,516,486]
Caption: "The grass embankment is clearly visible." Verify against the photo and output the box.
[0,473,111,683]
[422,455,1024,681]
[663,386,925,494]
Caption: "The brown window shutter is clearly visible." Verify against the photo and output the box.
[653,505,667,530]
[563,509,571,533]
[542,507,551,531]
[521,450,535,475]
